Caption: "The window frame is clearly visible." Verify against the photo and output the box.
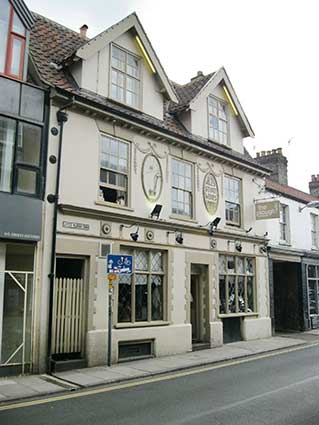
[98,133,131,207]
[171,157,194,219]
[307,264,319,316]
[311,213,319,249]
[218,254,257,317]
[116,247,167,327]
[207,95,230,146]
[110,43,141,110]
[279,203,290,244]
[1,4,27,80]
[224,174,242,227]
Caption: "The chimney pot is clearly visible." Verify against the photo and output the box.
[80,24,88,38]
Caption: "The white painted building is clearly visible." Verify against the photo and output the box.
[28,12,273,372]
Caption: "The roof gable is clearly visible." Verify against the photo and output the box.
[76,13,178,103]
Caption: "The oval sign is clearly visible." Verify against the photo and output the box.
[203,172,219,215]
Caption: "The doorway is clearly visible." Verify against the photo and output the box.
[191,274,200,342]
[190,264,209,349]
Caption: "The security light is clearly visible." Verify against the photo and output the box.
[130,230,139,242]
[208,217,221,236]
[120,223,139,241]
[175,233,184,245]
[150,204,162,219]
[245,227,253,234]
[235,241,242,252]
[299,200,319,212]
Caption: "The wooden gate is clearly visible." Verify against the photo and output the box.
[51,278,85,355]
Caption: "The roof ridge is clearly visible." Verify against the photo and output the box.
[31,11,85,38]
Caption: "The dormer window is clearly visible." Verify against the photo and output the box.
[0,0,26,80]
[208,96,229,146]
[111,44,140,109]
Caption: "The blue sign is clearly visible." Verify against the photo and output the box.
[107,255,133,275]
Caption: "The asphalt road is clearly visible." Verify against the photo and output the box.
[2,345,319,425]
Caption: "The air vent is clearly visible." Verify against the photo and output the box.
[118,340,153,362]
[100,243,111,257]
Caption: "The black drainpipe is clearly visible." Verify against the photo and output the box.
[47,99,74,372]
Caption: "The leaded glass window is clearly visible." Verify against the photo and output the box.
[218,254,256,315]
[208,96,229,145]
[117,248,165,324]
[111,45,140,108]
[171,158,193,217]
[225,175,241,226]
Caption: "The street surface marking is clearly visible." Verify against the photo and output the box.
[0,342,318,412]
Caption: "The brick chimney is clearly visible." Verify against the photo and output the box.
[255,148,288,185]
[309,175,319,197]
[79,24,88,39]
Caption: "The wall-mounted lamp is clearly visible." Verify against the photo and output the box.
[200,217,221,236]
[245,227,253,234]
[299,200,319,212]
[235,241,242,252]
[167,230,184,245]
[150,204,162,219]
[120,223,140,241]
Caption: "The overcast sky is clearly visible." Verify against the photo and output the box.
[28,0,319,192]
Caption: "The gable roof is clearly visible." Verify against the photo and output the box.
[75,12,178,103]
[266,179,318,204]
[169,67,254,138]
[11,0,34,30]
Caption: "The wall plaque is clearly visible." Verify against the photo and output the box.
[203,172,219,215]
[255,200,280,220]
[142,154,163,201]
[62,221,89,230]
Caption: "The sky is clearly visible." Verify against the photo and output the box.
[27,0,319,192]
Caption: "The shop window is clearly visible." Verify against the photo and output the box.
[219,254,256,315]
[0,1,26,80]
[118,248,165,324]
[99,134,129,206]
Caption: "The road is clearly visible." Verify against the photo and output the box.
[2,344,319,425]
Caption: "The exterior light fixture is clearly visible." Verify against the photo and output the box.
[150,204,162,219]
[223,85,238,116]
[208,217,221,236]
[235,241,242,252]
[167,230,184,245]
[136,35,156,74]
[245,227,252,234]
[299,200,319,212]
[120,223,139,241]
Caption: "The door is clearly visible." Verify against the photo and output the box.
[191,274,200,342]
[51,258,86,360]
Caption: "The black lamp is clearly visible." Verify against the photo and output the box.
[235,241,242,252]
[208,217,221,236]
[175,232,183,245]
[150,204,162,219]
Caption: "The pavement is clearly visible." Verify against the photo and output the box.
[1,330,319,405]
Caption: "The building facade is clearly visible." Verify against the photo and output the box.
[24,12,273,372]
[0,0,48,376]
[255,150,319,332]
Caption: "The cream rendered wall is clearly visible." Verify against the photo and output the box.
[72,31,164,120]
[189,83,244,154]
[57,108,264,238]
[255,193,319,251]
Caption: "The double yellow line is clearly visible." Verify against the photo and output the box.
[0,342,318,413]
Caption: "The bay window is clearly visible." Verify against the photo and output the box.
[219,254,256,315]
[99,134,129,205]
[0,0,26,80]
[118,249,166,324]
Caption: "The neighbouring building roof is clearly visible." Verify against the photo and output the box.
[266,179,318,204]
[29,13,267,174]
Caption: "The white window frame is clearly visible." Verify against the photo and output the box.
[99,133,130,206]
[171,157,194,218]
[110,44,141,109]
[224,175,242,227]
[279,204,290,244]
[311,213,319,249]
[208,95,230,146]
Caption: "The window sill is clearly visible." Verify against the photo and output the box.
[279,241,291,247]
[115,321,170,329]
[207,137,231,150]
[169,214,198,224]
[95,200,134,212]
[219,312,258,318]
